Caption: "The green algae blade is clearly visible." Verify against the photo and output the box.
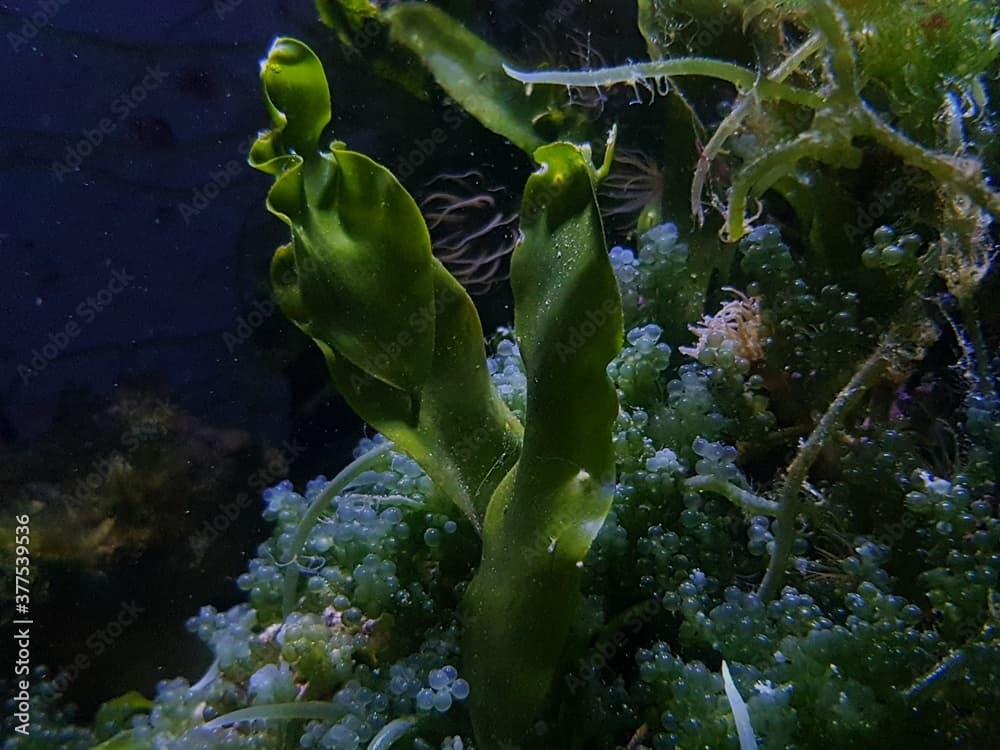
[382,2,547,154]
[465,138,623,749]
[251,38,521,534]
[251,37,435,393]
[722,660,760,750]
[315,0,378,46]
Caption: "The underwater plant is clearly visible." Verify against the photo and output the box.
[8,1,1000,749]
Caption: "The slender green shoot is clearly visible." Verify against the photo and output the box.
[281,441,394,615]
[203,701,342,729]
[502,60,823,108]
[758,342,887,601]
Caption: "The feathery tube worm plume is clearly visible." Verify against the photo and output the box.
[419,170,519,295]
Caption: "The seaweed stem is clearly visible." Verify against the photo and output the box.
[905,592,1000,702]
[725,129,858,240]
[861,110,1000,220]
[502,59,823,108]
[367,717,419,749]
[692,31,823,224]
[203,701,343,729]
[904,648,968,703]
[281,440,394,615]
[685,476,780,515]
[758,342,888,601]
[806,0,859,101]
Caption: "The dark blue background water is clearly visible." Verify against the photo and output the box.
[3,0,329,443]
